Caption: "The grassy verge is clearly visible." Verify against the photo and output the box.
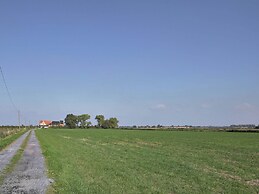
[0,128,28,151]
[0,130,31,184]
[0,127,19,138]
[36,128,259,194]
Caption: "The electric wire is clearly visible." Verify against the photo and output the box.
[0,66,28,126]
[0,66,19,111]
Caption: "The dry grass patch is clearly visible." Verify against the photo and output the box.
[203,165,242,181]
[136,140,161,147]
[246,179,259,186]
[114,141,142,148]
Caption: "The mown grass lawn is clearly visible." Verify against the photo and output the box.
[36,128,259,194]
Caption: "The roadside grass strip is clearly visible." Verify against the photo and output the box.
[0,130,31,185]
[0,129,28,151]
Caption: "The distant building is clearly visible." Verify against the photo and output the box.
[51,120,65,127]
[230,124,256,129]
[39,120,64,128]
[39,120,52,128]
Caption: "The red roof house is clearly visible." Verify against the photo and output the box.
[39,120,52,128]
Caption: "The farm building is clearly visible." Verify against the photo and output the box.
[39,120,52,128]
[51,120,65,127]
[39,120,65,128]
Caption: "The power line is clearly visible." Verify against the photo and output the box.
[0,66,19,111]
[0,66,22,127]
[0,66,32,127]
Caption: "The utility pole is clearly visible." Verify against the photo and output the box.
[18,110,20,129]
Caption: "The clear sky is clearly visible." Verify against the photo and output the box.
[0,0,259,126]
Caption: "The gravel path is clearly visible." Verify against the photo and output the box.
[0,131,30,173]
[0,130,50,194]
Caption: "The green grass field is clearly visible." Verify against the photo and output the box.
[36,128,259,194]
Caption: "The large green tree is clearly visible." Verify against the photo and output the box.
[95,115,105,128]
[65,114,78,128]
[78,114,91,128]
[108,117,119,128]
[102,117,119,129]
[102,120,110,129]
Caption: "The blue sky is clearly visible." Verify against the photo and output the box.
[0,0,259,126]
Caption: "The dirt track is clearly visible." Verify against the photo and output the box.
[0,130,50,194]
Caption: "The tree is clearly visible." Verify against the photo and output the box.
[102,120,111,129]
[108,117,119,128]
[95,115,105,128]
[101,117,119,129]
[65,114,78,128]
[78,114,91,128]
[86,121,92,128]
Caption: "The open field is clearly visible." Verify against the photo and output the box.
[36,128,259,194]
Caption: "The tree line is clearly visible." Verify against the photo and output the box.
[64,114,119,129]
